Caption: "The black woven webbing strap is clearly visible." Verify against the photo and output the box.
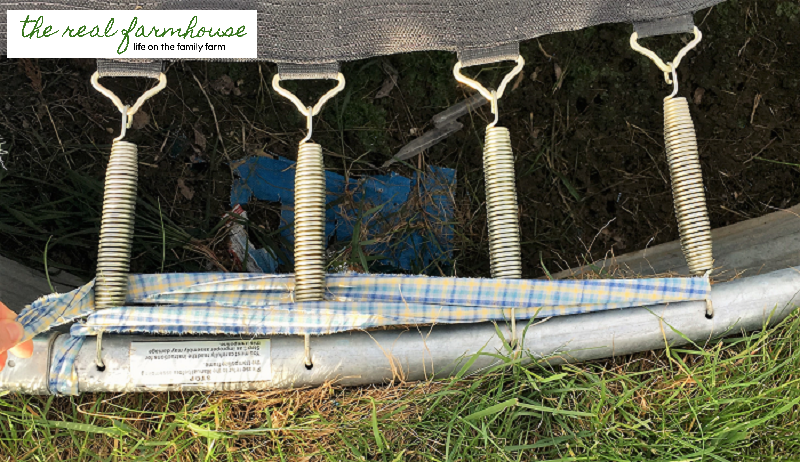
[633,14,695,38]
[96,59,163,78]
[277,62,340,80]
[458,43,520,68]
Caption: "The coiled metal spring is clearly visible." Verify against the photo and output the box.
[95,140,138,309]
[293,142,326,301]
[664,96,713,275]
[484,126,522,279]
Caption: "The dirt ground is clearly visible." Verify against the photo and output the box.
[1,0,799,280]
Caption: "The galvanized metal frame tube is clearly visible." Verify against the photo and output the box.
[3,267,800,395]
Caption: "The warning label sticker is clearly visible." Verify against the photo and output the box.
[130,339,270,386]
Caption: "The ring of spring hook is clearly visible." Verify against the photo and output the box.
[630,28,714,316]
[272,72,346,368]
[91,71,167,369]
[453,56,525,345]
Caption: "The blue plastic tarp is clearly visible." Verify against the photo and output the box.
[231,156,455,272]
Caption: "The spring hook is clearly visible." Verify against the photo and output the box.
[91,71,167,369]
[453,57,524,281]
[273,72,345,368]
[630,28,713,285]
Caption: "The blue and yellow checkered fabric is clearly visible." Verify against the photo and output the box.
[12,272,709,395]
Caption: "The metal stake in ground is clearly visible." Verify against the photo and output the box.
[90,71,167,368]
[272,72,346,368]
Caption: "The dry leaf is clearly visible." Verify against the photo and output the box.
[211,75,235,95]
[375,77,396,99]
[19,58,43,93]
[538,40,553,59]
[693,87,705,105]
[530,66,541,82]
[553,62,564,93]
[193,127,207,151]
[511,70,525,92]
[750,93,762,124]
[253,149,274,158]
[131,109,150,130]
[177,178,194,200]
[271,410,286,429]
[25,404,40,418]
[375,61,399,99]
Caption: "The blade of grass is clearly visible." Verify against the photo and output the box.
[463,398,518,421]
[43,235,54,293]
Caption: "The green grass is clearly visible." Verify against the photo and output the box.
[0,165,218,278]
[2,312,800,460]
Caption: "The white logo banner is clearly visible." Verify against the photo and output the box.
[7,10,257,59]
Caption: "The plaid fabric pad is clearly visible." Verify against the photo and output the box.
[12,272,710,396]
[18,273,711,340]
[48,336,85,396]
[70,293,696,337]
[16,282,95,344]
[132,273,708,309]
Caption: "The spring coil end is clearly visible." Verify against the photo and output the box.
[294,142,326,301]
[95,140,138,309]
[484,126,522,279]
[664,97,713,276]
